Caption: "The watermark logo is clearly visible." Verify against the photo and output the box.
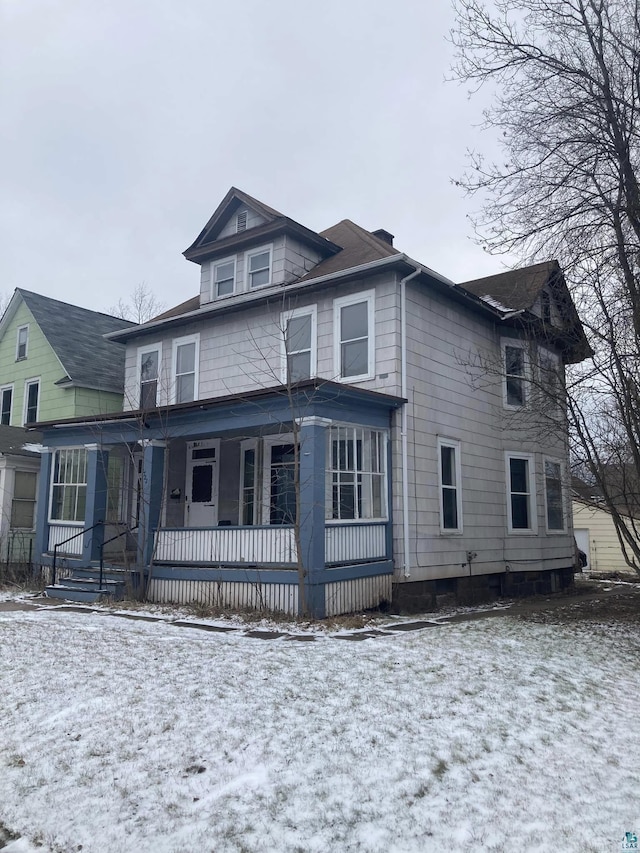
[622,831,638,850]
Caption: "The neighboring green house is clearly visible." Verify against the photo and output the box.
[0,289,135,426]
[0,290,134,564]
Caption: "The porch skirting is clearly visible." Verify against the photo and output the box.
[147,577,299,615]
[324,574,392,617]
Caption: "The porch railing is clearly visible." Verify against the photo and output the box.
[153,522,387,566]
[154,526,298,565]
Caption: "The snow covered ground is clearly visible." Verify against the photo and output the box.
[0,599,639,853]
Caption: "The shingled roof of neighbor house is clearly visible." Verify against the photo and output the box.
[0,424,42,457]
[15,290,136,394]
[460,261,559,312]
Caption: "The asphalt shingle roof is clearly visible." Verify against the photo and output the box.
[18,290,136,394]
[0,424,42,457]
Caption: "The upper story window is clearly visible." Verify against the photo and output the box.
[23,378,39,425]
[16,325,28,361]
[246,245,272,289]
[138,344,161,409]
[544,459,565,532]
[539,347,560,406]
[50,448,87,523]
[327,425,387,521]
[172,335,199,404]
[282,306,317,383]
[540,290,552,325]
[212,257,236,299]
[438,437,463,533]
[506,453,537,533]
[1,385,13,425]
[502,341,528,408]
[334,290,375,381]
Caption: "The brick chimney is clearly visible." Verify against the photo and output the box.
[372,228,394,246]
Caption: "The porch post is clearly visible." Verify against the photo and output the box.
[83,444,109,564]
[138,440,166,567]
[34,447,53,566]
[296,416,330,619]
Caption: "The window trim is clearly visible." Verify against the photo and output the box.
[136,342,163,409]
[171,334,200,404]
[0,383,14,426]
[333,290,376,382]
[326,424,388,523]
[437,437,463,534]
[501,339,529,409]
[11,469,38,530]
[16,325,29,361]
[245,244,273,290]
[505,452,537,534]
[23,377,40,425]
[211,255,237,300]
[261,433,296,526]
[280,305,317,383]
[543,456,566,533]
[48,447,88,525]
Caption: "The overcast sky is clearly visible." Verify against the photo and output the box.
[1,0,513,316]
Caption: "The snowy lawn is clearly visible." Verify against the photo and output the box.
[1,603,639,853]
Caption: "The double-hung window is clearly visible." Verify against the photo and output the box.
[50,448,87,523]
[282,306,316,382]
[23,379,39,425]
[506,453,537,533]
[539,348,560,409]
[172,335,199,403]
[438,438,462,532]
[212,257,236,298]
[503,342,527,407]
[334,291,375,381]
[11,471,37,529]
[16,325,28,360]
[327,426,387,520]
[138,344,161,409]
[246,246,272,289]
[0,385,13,425]
[544,459,565,532]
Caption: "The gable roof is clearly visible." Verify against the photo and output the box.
[298,220,400,281]
[6,290,136,394]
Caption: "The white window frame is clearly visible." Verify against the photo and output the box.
[11,469,38,530]
[211,256,236,300]
[239,438,259,526]
[333,290,375,382]
[505,452,537,534]
[326,424,388,522]
[543,456,566,533]
[16,325,29,361]
[245,244,273,290]
[437,437,463,534]
[280,305,317,383]
[501,339,529,409]
[136,342,163,409]
[0,383,14,426]
[261,433,296,526]
[171,334,200,404]
[48,447,88,524]
[23,377,40,425]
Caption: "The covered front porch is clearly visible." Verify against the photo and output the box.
[35,381,403,618]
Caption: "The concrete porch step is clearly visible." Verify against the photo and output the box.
[45,584,112,604]
[45,567,131,603]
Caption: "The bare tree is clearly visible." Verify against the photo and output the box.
[451,0,640,573]
[108,282,166,324]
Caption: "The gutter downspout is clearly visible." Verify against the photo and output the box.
[400,267,422,578]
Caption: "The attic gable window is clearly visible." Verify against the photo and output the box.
[16,325,28,361]
[246,245,272,289]
[540,290,552,325]
[212,257,236,298]
[236,211,247,233]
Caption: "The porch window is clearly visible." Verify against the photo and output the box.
[172,335,199,404]
[327,426,386,520]
[282,306,316,382]
[50,448,87,523]
[11,471,37,529]
[270,443,296,524]
[138,345,161,409]
[240,440,258,525]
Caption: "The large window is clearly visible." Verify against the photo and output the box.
[282,306,316,382]
[23,379,39,425]
[11,471,37,529]
[327,426,386,520]
[334,291,375,381]
[138,345,161,409]
[172,335,199,403]
[438,438,462,532]
[503,342,527,407]
[1,385,13,425]
[506,453,537,533]
[239,440,258,525]
[50,448,87,523]
[16,325,28,360]
[544,459,565,531]
[212,257,236,298]
[246,245,272,289]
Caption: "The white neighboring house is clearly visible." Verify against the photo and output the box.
[572,498,639,577]
[0,425,42,565]
[33,188,590,616]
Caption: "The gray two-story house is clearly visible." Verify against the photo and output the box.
[34,188,589,617]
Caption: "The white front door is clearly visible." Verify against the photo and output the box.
[185,440,219,527]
